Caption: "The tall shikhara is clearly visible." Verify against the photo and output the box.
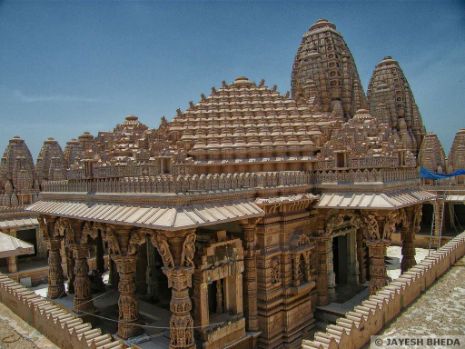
[368,56,426,154]
[291,19,367,121]
[35,137,66,185]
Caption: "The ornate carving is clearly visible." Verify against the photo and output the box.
[181,232,196,268]
[47,237,66,299]
[413,204,423,235]
[366,239,390,294]
[81,221,98,244]
[128,230,147,256]
[241,222,259,331]
[113,255,140,339]
[326,211,362,237]
[103,226,121,256]
[271,257,280,284]
[151,233,175,268]
[73,245,93,312]
[363,214,380,240]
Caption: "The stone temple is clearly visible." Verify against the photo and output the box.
[0,18,464,349]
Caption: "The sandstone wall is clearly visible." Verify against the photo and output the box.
[301,231,465,349]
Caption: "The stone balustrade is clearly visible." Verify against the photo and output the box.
[313,168,419,185]
[42,171,310,194]
[315,157,409,170]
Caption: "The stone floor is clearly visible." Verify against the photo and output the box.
[380,255,465,336]
[32,274,172,348]
[0,302,57,349]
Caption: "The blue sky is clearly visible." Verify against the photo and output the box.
[0,0,464,159]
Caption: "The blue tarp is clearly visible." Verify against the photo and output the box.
[420,167,465,180]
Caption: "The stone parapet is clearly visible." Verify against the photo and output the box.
[301,231,465,349]
[42,171,310,194]
[0,269,123,349]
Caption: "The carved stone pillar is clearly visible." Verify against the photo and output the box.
[193,273,208,333]
[96,232,105,274]
[241,222,259,332]
[151,230,196,349]
[7,256,17,273]
[73,244,94,312]
[146,242,159,300]
[316,236,335,305]
[66,246,75,294]
[164,267,195,349]
[216,279,223,314]
[401,226,415,273]
[113,255,140,339]
[109,258,119,288]
[366,240,389,295]
[356,231,367,284]
[48,237,66,298]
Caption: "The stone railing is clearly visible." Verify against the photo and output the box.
[315,156,402,171]
[421,183,465,191]
[67,162,162,180]
[301,231,465,349]
[42,171,310,194]
[0,273,128,349]
[312,167,418,185]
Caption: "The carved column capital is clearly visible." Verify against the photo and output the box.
[150,230,196,349]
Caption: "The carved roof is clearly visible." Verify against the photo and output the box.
[169,76,336,163]
[27,199,264,231]
[316,189,435,209]
[0,231,34,258]
[368,56,426,153]
[291,19,367,120]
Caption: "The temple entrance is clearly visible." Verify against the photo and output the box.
[332,235,348,285]
[331,229,360,303]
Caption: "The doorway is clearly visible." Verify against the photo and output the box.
[332,235,349,285]
[331,230,360,303]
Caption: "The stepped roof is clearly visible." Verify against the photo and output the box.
[170,76,336,160]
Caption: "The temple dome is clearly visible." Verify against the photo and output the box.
[291,19,367,120]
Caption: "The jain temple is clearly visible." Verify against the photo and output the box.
[0,18,464,349]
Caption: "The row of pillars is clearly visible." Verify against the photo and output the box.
[44,218,260,349]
